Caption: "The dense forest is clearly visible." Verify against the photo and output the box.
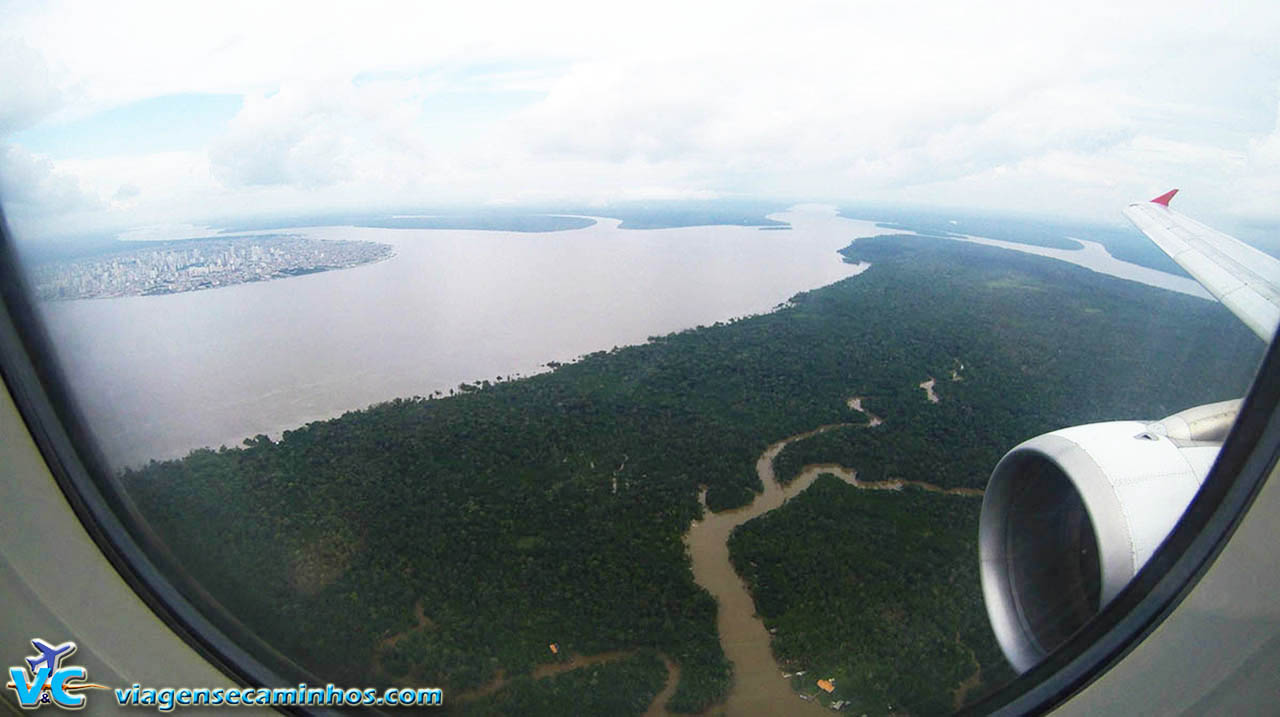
[464,652,667,716]
[837,205,1194,275]
[729,477,1011,714]
[121,233,1262,714]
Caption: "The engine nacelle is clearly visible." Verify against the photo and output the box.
[979,400,1239,673]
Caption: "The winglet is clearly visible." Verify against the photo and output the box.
[1151,188,1178,206]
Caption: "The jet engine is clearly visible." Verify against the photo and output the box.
[979,400,1239,673]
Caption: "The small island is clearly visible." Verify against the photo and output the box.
[29,234,393,301]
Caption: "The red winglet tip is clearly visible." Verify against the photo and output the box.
[1151,188,1178,206]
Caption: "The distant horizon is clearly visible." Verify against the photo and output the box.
[0,196,1186,239]
[11,197,1279,262]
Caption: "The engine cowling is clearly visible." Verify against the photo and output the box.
[979,400,1239,673]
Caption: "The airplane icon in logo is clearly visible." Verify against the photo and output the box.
[25,639,76,675]
[6,638,108,709]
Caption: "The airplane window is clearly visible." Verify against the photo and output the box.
[2,3,1277,715]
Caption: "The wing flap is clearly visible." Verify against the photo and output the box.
[1124,196,1280,341]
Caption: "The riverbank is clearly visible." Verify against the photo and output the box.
[684,384,986,712]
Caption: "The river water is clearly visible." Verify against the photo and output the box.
[34,206,1205,470]
[685,426,850,716]
[684,404,983,714]
[27,204,1213,712]
[36,206,868,469]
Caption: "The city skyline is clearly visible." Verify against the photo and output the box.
[29,234,391,300]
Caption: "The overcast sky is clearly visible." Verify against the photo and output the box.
[1,0,1277,241]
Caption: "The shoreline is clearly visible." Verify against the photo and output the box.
[83,208,1202,470]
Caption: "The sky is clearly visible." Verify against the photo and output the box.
[1,0,1278,242]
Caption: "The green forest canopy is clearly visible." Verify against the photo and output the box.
[122,234,1262,714]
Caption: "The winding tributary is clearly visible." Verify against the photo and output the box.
[386,396,979,714]
[683,399,980,713]
[684,427,847,716]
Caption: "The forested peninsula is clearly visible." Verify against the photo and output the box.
[122,234,1262,715]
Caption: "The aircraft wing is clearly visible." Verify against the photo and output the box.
[1124,189,1280,342]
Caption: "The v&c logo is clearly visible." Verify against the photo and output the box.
[6,639,108,710]
[7,637,442,711]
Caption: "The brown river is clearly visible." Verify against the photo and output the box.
[380,395,978,714]
[682,399,980,714]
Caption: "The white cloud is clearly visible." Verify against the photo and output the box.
[2,0,1279,236]
[1232,100,1280,221]
[210,84,364,188]
[0,39,69,135]
[0,144,99,216]
[112,182,140,201]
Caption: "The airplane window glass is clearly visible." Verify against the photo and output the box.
[2,2,1276,714]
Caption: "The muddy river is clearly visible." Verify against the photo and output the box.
[683,402,980,713]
